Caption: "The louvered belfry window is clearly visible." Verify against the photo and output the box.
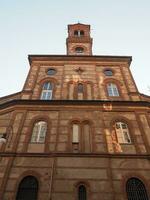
[78,185,87,200]
[126,177,149,200]
[16,176,38,200]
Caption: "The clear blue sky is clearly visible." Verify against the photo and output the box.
[0,0,150,97]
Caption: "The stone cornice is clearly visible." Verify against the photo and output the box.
[0,99,149,110]
[28,55,132,66]
[0,152,150,159]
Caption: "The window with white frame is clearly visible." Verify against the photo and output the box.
[40,82,53,100]
[107,83,119,96]
[115,122,131,144]
[31,121,47,143]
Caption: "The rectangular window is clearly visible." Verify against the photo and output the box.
[115,122,131,144]
[41,90,52,100]
[72,124,79,143]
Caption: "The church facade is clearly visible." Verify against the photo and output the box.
[0,23,150,200]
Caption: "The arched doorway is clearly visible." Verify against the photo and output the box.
[16,176,38,200]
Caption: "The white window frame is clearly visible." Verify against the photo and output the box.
[40,82,53,100]
[107,83,119,96]
[31,121,47,143]
[115,122,131,144]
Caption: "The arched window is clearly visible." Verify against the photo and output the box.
[77,83,84,99]
[31,121,47,143]
[75,47,84,54]
[126,177,149,200]
[74,30,78,36]
[40,82,53,100]
[114,122,131,144]
[72,123,80,152]
[16,176,38,200]
[107,83,119,96]
[74,30,84,37]
[78,185,87,200]
[80,30,84,36]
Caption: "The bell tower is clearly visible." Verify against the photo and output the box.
[66,23,93,55]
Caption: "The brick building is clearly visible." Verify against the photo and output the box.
[0,23,150,200]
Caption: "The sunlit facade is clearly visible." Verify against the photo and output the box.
[0,23,150,200]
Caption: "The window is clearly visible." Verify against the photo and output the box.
[31,121,47,143]
[47,68,56,75]
[104,69,113,76]
[72,123,80,152]
[72,122,91,153]
[16,176,38,200]
[126,177,149,200]
[40,82,53,100]
[115,122,131,144]
[80,30,84,36]
[74,30,78,36]
[78,185,87,200]
[75,47,84,54]
[78,83,84,93]
[74,30,84,37]
[77,83,84,100]
[72,124,79,143]
[107,83,119,96]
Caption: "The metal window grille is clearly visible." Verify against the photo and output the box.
[126,177,149,200]
[78,185,87,200]
[16,176,38,200]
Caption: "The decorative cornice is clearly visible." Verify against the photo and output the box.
[0,99,150,110]
[0,152,150,159]
[28,55,132,66]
